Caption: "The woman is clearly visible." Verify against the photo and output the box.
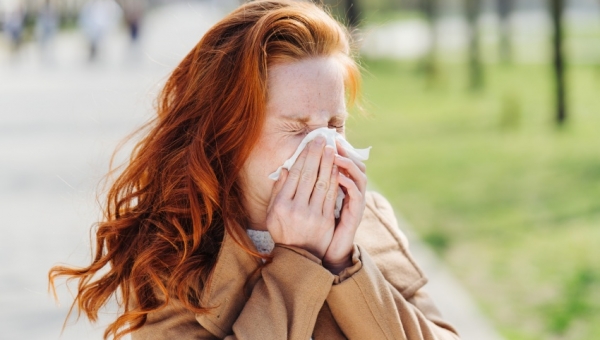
[50,1,460,339]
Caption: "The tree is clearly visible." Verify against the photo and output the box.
[344,0,360,28]
[466,0,483,90]
[497,0,514,64]
[421,0,438,85]
[551,0,567,125]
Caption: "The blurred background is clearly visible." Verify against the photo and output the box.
[1,0,598,339]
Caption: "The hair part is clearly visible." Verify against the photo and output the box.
[48,1,360,338]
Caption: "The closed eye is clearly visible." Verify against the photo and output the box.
[291,127,309,135]
[283,122,344,134]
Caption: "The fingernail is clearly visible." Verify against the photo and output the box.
[325,146,334,156]
[315,136,325,145]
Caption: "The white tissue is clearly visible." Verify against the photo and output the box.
[268,127,371,218]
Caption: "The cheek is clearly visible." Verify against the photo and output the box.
[275,136,307,168]
[256,135,301,172]
[241,138,289,190]
[242,134,303,193]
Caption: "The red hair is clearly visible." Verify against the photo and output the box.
[49,1,360,339]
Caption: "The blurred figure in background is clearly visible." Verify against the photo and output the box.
[117,0,145,62]
[2,0,25,55]
[117,0,144,45]
[35,0,58,64]
[78,0,121,62]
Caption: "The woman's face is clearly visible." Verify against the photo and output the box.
[240,57,347,229]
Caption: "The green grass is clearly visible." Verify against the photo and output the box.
[346,59,600,339]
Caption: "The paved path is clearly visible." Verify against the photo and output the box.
[0,3,502,339]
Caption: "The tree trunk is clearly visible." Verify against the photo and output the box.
[551,0,567,125]
[497,0,513,64]
[421,0,438,85]
[466,0,483,90]
[344,0,360,28]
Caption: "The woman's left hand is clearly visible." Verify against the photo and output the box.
[322,142,367,274]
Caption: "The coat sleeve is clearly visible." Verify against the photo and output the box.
[324,192,460,340]
[326,246,459,340]
[131,245,334,340]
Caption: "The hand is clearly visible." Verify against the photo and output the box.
[266,136,340,259]
[322,141,367,274]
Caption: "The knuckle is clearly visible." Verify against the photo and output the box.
[300,169,313,182]
[286,204,297,216]
[315,179,328,191]
[325,189,337,201]
[310,141,322,151]
[288,168,301,179]
[272,200,286,212]
[296,154,307,163]
[311,204,323,215]
[335,156,346,165]
[290,205,305,219]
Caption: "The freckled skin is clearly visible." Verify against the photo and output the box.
[240,57,347,231]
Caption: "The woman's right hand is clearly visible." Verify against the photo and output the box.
[266,136,339,259]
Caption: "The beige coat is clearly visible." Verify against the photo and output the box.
[132,192,460,339]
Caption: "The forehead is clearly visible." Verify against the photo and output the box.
[266,57,346,122]
[267,57,344,87]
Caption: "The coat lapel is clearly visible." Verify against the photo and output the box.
[356,192,428,299]
[195,229,262,338]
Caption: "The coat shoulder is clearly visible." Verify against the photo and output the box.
[356,191,428,298]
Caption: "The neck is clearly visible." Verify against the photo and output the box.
[243,198,269,231]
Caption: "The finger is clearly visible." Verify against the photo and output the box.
[334,154,367,193]
[267,169,288,211]
[295,136,326,203]
[337,171,360,199]
[336,140,349,157]
[309,145,335,210]
[336,140,366,173]
[337,171,363,224]
[279,147,309,199]
[322,164,339,217]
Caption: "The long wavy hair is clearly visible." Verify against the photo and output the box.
[49,1,360,339]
